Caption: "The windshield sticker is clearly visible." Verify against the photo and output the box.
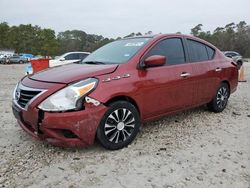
[125,42,144,47]
[124,54,130,57]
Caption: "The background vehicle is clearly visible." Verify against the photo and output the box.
[19,53,34,61]
[0,50,14,64]
[0,49,15,58]
[12,34,238,150]
[0,54,7,64]
[7,54,29,64]
[49,51,90,67]
[223,51,243,69]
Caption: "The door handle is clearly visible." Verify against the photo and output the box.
[215,67,222,72]
[180,72,191,77]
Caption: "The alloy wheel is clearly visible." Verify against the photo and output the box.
[104,108,135,144]
[216,87,228,109]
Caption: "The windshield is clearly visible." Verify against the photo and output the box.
[82,37,151,64]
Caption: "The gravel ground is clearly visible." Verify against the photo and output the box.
[0,63,250,188]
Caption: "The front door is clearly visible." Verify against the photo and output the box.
[136,37,196,119]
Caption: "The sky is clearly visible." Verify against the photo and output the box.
[1,0,250,38]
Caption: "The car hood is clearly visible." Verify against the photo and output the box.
[29,63,118,84]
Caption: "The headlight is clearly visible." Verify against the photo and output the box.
[38,78,98,112]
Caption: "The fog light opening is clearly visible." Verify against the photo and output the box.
[62,129,78,138]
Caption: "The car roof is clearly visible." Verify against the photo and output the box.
[124,33,218,50]
[125,33,201,39]
[62,51,90,56]
[223,51,239,54]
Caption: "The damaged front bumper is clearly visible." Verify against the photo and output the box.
[12,101,107,147]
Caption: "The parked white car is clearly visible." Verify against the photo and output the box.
[49,52,90,67]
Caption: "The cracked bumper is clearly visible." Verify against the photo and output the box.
[13,103,107,148]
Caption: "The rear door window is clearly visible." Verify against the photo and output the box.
[187,39,209,62]
[145,38,186,65]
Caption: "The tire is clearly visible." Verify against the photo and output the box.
[207,83,230,113]
[97,101,140,150]
[19,60,24,64]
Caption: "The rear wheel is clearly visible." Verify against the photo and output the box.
[207,83,230,113]
[97,101,140,150]
[19,60,24,64]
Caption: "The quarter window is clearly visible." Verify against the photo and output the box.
[145,38,186,65]
[206,46,215,60]
[187,39,209,62]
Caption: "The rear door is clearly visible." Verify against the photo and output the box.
[185,38,219,105]
[137,37,196,118]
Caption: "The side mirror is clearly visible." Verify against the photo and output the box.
[59,57,65,61]
[143,55,166,68]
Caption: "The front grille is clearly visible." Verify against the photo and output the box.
[15,85,42,108]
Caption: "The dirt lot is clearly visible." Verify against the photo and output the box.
[0,63,250,188]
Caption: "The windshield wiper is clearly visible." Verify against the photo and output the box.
[82,61,105,65]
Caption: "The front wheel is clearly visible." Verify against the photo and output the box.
[207,83,230,113]
[97,101,140,150]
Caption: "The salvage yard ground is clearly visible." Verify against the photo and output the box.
[0,63,250,188]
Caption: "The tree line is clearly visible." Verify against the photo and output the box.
[190,21,250,57]
[0,22,114,56]
[0,21,249,57]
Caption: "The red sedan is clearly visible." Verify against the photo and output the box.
[12,34,238,150]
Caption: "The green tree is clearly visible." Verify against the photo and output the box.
[0,22,10,49]
[124,32,136,38]
[191,21,250,57]
[38,29,59,56]
[191,24,203,36]
[57,30,113,53]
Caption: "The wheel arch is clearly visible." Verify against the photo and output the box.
[104,95,140,116]
[221,80,231,94]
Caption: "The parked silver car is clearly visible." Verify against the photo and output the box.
[7,54,29,64]
[223,51,243,69]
